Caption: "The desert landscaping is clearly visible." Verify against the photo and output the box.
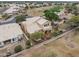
[13,28,79,57]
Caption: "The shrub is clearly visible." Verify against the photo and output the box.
[26,40,31,49]
[2,14,11,20]
[14,45,23,53]
[30,32,44,41]
[52,30,63,37]
[43,6,63,21]
[15,15,26,23]
[68,16,79,28]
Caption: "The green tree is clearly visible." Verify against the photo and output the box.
[50,6,63,12]
[14,45,23,53]
[2,13,11,20]
[68,15,79,27]
[44,6,62,21]
[15,15,26,23]
[71,4,78,15]
[2,14,8,18]
[26,40,31,49]
[65,3,72,13]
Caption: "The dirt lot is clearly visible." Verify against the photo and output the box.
[26,6,54,16]
[14,28,79,57]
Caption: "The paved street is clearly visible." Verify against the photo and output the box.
[0,16,16,25]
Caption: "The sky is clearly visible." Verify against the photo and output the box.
[0,0,79,1]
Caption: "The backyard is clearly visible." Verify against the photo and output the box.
[26,6,53,16]
[13,28,79,57]
[31,28,79,57]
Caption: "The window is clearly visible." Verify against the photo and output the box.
[18,36,21,40]
[0,42,4,47]
[15,37,18,41]
[44,23,49,27]
[0,42,1,45]
[12,37,19,42]
[4,40,11,44]
[12,38,15,42]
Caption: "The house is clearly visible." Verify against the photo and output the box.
[21,16,52,34]
[16,4,26,8]
[25,3,30,6]
[0,23,23,47]
[43,2,49,6]
[36,17,52,31]
[3,4,20,15]
[57,9,72,20]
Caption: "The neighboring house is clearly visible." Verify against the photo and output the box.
[57,9,72,20]
[43,2,49,6]
[3,4,20,15]
[16,4,26,8]
[0,23,23,47]
[21,16,52,34]
[25,3,30,6]
[31,3,37,6]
